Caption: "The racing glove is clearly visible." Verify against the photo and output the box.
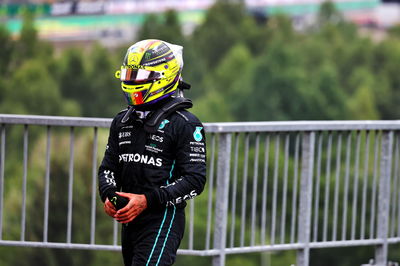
[106,190,129,210]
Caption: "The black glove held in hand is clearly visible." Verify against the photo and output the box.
[107,191,129,210]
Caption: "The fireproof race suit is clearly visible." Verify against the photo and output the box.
[98,101,206,266]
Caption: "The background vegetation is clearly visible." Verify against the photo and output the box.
[0,1,400,265]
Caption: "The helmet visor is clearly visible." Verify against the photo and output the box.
[120,67,162,85]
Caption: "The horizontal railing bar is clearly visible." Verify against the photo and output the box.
[388,238,400,244]
[0,240,219,256]
[1,238,399,257]
[310,240,384,248]
[3,238,399,253]
[178,249,220,256]
[217,238,400,254]
[222,239,395,254]
[205,121,400,132]
[0,240,121,250]
[0,114,112,128]
[225,244,304,254]
[1,115,400,132]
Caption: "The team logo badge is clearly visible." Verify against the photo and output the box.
[159,119,170,129]
[128,54,138,64]
[144,52,152,60]
[193,127,203,142]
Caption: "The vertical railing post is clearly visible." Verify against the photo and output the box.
[297,132,315,266]
[90,127,98,245]
[67,126,75,244]
[212,133,232,266]
[375,130,393,266]
[0,125,5,240]
[43,126,51,242]
[21,125,28,241]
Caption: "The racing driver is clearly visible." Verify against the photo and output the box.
[98,39,207,266]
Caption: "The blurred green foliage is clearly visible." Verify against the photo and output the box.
[1,2,400,121]
[0,1,400,266]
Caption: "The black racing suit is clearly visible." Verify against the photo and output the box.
[98,102,206,266]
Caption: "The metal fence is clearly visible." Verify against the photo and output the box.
[0,114,399,266]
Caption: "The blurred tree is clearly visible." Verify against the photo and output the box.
[191,90,234,122]
[229,37,308,121]
[10,10,55,69]
[239,10,270,55]
[190,0,248,69]
[346,67,379,119]
[180,40,208,100]
[208,43,253,95]
[16,11,38,61]
[57,48,88,112]
[85,44,123,117]
[161,9,185,44]
[137,13,159,40]
[0,25,14,75]
[192,43,253,121]
[348,85,379,120]
[371,38,400,119]
[186,1,271,102]
[0,58,80,116]
[137,9,184,45]
[388,24,400,38]
[304,62,348,119]
[264,14,296,44]
[317,0,343,26]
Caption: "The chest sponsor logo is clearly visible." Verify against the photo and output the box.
[190,141,204,146]
[119,131,131,138]
[190,146,205,153]
[119,140,131,146]
[119,153,162,167]
[149,134,163,143]
[159,119,170,130]
[190,158,206,163]
[193,126,203,142]
[145,144,163,154]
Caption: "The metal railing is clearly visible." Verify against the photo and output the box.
[0,114,399,266]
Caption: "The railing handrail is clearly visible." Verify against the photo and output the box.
[0,114,113,128]
[1,114,400,132]
[205,120,400,132]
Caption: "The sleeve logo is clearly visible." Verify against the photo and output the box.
[193,126,203,142]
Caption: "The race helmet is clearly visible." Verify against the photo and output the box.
[115,39,184,106]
